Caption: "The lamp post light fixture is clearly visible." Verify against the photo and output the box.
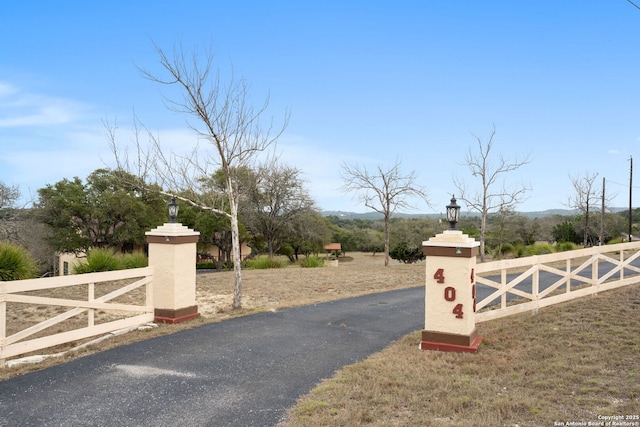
[168,197,179,223]
[446,195,461,230]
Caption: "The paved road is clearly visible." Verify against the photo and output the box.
[3,256,634,426]
[0,286,424,427]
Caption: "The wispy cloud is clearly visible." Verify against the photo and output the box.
[0,82,18,97]
[0,81,108,203]
[277,134,386,212]
[0,81,88,127]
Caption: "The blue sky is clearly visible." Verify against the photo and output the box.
[2,1,640,214]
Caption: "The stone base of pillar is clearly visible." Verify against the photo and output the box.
[154,305,200,324]
[419,330,483,353]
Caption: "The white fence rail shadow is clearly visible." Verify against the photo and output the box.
[1,267,153,366]
[475,242,640,323]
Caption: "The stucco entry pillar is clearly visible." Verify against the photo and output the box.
[146,223,200,324]
[421,230,483,353]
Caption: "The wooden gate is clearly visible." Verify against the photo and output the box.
[474,242,640,322]
[1,267,153,366]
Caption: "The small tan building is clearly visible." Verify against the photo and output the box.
[58,251,85,276]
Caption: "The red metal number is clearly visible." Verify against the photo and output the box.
[472,285,476,312]
[453,304,464,319]
[444,286,456,302]
[433,268,445,284]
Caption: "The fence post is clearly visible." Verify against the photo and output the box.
[420,230,482,353]
[146,223,200,324]
[0,297,6,367]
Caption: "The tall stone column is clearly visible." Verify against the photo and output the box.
[146,223,200,324]
[421,230,483,353]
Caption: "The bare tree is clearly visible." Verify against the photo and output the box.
[453,125,531,261]
[340,160,429,267]
[566,171,613,246]
[109,42,288,309]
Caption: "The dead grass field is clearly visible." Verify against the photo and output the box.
[195,253,422,318]
[3,252,640,427]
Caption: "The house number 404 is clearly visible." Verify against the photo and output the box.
[433,268,473,319]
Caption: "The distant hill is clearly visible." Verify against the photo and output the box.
[518,209,579,219]
[517,207,627,219]
[321,208,628,220]
[321,211,436,220]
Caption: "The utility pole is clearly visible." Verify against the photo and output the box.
[629,156,633,242]
[600,177,605,246]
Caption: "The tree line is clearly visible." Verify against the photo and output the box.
[327,207,634,262]
[1,171,636,288]
[1,41,633,313]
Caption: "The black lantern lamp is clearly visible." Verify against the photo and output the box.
[446,195,461,230]
[168,197,179,223]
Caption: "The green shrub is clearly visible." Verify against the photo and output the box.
[523,243,555,256]
[244,255,289,269]
[197,261,234,270]
[389,245,424,264]
[0,241,38,280]
[278,243,295,262]
[552,221,581,244]
[120,251,148,269]
[73,248,120,273]
[196,261,216,269]
[556,241,577,252]
[298,255,325,268]
[607,237,624,245]
[499,243,516,256]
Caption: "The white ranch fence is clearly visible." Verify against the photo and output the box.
[475,241,640,322]
[0,267,153,366]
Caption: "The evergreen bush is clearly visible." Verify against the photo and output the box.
[298,255,325,268]
[73,248,121,273]
[523,243,555,256]
[277,243,295,262]
[0,241,38,280]
[389,244,424,264]
[120,251,148,269]
[555,242,577,252]
[196,261,216,269]
[499,243,516,257]
[244,255,289,269]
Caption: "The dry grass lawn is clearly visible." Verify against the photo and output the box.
[3,252,640,427]
[281,283,640,427]
[195,253,422,317]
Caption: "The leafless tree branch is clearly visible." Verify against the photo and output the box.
[340,159,430,266]
[109,41,288,309]
[453,125,532,261]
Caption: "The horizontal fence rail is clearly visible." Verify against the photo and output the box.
[474,242,640,322]
[0,267,154,365]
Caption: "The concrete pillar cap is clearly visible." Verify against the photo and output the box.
[423,230,479,248]
[145,222,200,237]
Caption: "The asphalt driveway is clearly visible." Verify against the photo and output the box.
[0,286,424,427]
